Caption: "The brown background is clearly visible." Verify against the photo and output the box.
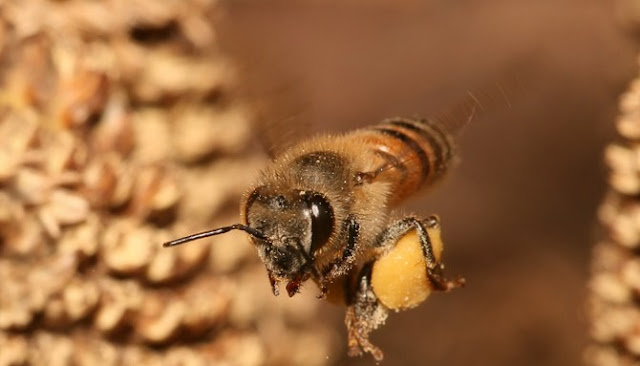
[218,1,636,365]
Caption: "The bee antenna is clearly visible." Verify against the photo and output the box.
[162,224,268,248]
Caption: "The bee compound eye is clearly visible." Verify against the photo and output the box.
[304,193,334,254]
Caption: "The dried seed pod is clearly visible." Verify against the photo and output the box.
[0,205,46,258]
[207,227,254,273]
[605,143,640,194]
[46,188,90,226]
[599,195,640,249]
[63,278,100,322]
[131,51,229,102]
[171,105,251,163]
[0,261,36,330]
[94,300,129,334]
[0,332,28,366]
[94,279,143,334]
[621,259,640,296]
[73,336,120,366]
[0,193,20,228]
[82,154,120,208]
[618,112,640,141]
[29,331,75,366]
[40,129,77,175]
[619,78,640,114]
[212,331,267,366]
[137,296,186,343]
[1,253,77,330]
[145,242,179,283]
[122,0,179,30]
[130,108,172,163]
[591,303,639,344]
[90,93,134,155]
[179,12,216,50]
[39,205,63,239]
[102,222,155,275]
[55,70,109,128]
[37,189,90,239]
[145,234,209,283]
[13,167,51,205]
[181,278,230,335]
[43,293,71,328]
[163,347,208,366]
[148,172,180,216]
[128,165,180,222]
[110,170,136,208]
[3,34,56,107]
[178,157,264,220]
[119,346,160,366]
[0,115,39,181]
[29,253,79,305]
[591,273,631,304]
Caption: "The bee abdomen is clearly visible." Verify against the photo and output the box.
[359,117,454,203]
[385,118,454,175]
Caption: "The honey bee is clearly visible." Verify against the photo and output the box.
[163,90,501,360]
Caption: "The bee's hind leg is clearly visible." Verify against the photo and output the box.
[344,215,464,362]
[375,215,465,292]
[344,262,387,362]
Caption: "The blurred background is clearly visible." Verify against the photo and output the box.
[218,0,636,365]
[0,0,636,365]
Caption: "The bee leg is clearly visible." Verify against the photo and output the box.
[354,150,407,186]
[319,216,360,288]
[345,263,387,362]
[316,283,328,299]
[377,215,465,292]
[419,216,465,290]
[267,271,280,296]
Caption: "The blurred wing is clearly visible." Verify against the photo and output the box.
[244,79,311,158]
[435,75,527,136]
[217,17,312,158]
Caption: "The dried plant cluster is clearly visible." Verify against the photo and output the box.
[588,60,640,365]
[0,1,335,365]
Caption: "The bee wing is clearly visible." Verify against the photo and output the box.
[435,75,526,136]
[245,80,312,158]
[218,15,314,158]
[367,75,527,178]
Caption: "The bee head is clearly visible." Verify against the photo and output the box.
[161,185,335,297]
[243,186,334,295]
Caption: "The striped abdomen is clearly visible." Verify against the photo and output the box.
[354,117,455,206]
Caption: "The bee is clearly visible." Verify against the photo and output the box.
[162,89,503,360]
